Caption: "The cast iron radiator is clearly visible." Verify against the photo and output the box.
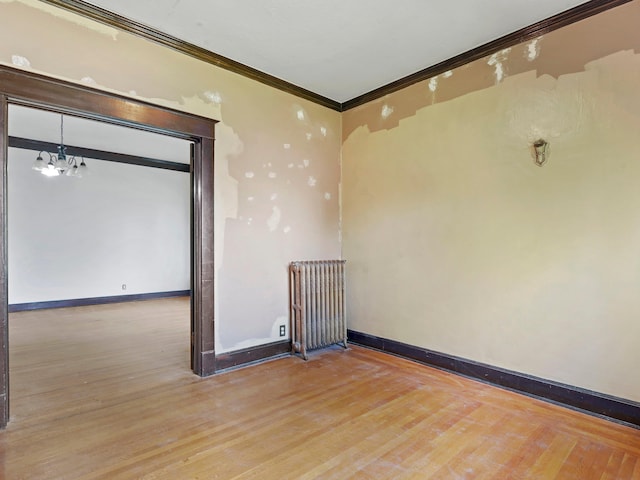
[289,260,347,360]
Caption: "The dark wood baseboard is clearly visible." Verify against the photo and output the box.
[8,290,190,312]
[215,340,291,372]
[348,330,640,429]
[199,350,216,377]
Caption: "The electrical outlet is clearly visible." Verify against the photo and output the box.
[279,325,286,337]
[121,284,127,291]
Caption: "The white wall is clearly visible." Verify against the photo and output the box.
[8,107,192,304]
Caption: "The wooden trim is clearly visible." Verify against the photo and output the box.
[9,136,190,172]
[342,0,631,110]
[348,330,640,429]
[0,63,217,427]
[0,67,214,139]
[0,94,9,428]
[38,0,341,112]
[191,136,215,377]
[8,290,190,313]
[215,340,291,371]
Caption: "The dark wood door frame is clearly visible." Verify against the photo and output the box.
[0,65,217,428]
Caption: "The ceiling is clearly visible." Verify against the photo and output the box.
[79,0,590,104]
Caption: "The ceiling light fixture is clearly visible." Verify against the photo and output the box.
[32,114,88,178]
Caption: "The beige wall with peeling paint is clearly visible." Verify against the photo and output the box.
[342,1,640,402]
[0,0,341,353]
[4,0,640,402]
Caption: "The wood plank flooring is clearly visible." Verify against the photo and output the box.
[2,297,639,479]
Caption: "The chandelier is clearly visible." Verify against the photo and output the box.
[32,114,88,178]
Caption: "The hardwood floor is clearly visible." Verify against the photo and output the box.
[2,297,639,479]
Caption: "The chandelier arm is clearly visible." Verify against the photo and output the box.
[32,115,89,178]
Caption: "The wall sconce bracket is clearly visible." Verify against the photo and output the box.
[533,139,549,167]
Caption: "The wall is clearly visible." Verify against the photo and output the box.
[8,106,192,304]
[342,1,640,402]
[0,0,342,353]
[8,150,191,304]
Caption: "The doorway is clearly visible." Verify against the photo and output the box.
[0,65,217,427]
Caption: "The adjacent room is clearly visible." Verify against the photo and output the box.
[0,0,638,478]
[7,105,194,429]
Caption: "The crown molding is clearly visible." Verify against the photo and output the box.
[38,0,630,113]
[341,0,631,111]
[38,0,342,111]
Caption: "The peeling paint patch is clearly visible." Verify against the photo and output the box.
[306,133,313,140]
[129,90,137,96]
[381,104,394,119]
[442,70,453,78]
[180,94,222,120]
[284,143,291,149]
[267,206,281,232]
[247,217,253,225]
[270,193,278,201]
[212,122,243,353]
[526,38,542,61]
[428,76,439,92]
[297,109,305,121]
[303,159,310,168]
[308,176,317,187]
[26,0,119,39]
[268,172,277,179]
[283,226,291,234]
[288,163,294,168]
[324,192,331,200]
[320,127,327,137]
[488,48,511,83]
[11,54,30,68]
[247,196,254,202]
[204,90,222,104]
[80,76,97,85]
[245,171,254,178]
[493,62,505,83]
